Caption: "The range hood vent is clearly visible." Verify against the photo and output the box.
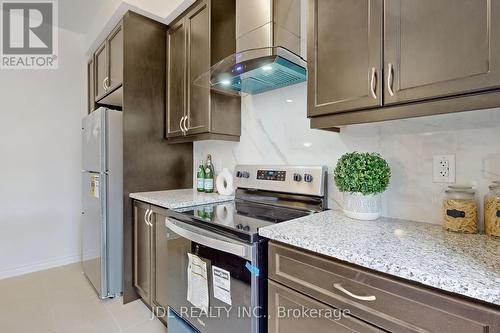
[194,46,306,96]
[194,0,305,96]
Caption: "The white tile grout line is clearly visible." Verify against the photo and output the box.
[103,297,155,332]
[102,298,123,333]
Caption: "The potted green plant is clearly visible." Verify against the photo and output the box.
[334,152,391,220]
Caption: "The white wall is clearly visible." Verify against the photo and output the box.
[0,27,87,278]
[0,0,193,279]
[194,83,500,227]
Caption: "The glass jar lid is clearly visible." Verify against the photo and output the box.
[448,185,474,190]
[489,184,500,191]
[445,189,476,199]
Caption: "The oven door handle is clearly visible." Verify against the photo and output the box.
[166,218,251,260]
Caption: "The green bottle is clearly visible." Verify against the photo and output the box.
[197,160,205,192]
[204,154,214,193]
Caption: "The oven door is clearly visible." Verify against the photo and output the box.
[165,217,261,333]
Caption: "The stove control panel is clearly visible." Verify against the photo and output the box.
[234,165,327,197]
[257,170,286,181]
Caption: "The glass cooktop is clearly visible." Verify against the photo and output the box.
[178,199,312,243]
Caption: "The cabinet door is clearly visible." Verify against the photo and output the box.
[151,206,169,322]
[186,1,210,135]
[95,41,108,101]
[167,20,187,138]
[307,0,383,117]
[87,57,95,114]
[384,0,500,104]
[107,23,123,92]
[133,201,151,304]
[268,281,384,333]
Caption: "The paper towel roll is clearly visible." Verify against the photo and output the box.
[216,168,234,196]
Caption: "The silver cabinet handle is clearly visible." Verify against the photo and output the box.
[370,67,377,99]
[166,218,251,260]
[179,117,184,134]
[147,209,153,227]
[144,209,150,226]
[387,63,395,96]
[183,116,188,135]
[103,77,109,91]
[333,283,376,301]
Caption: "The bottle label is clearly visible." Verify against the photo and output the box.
[204,179,214,191]
[197,178,205,190]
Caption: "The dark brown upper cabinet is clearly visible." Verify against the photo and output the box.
[307,0,383,117]
[107,24,123,93]
[309,0,500,130]
[166,20,187,138]
[166,0,241,143]
[87,56,95,114]
[94,41,107,101]
[94,22,124,103]
[384,0,500,104]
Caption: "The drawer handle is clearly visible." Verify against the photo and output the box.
[333,283,376,302]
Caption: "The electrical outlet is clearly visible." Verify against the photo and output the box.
[433,154,456,183]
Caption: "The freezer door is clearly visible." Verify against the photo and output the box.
[82,107,106,172]
[82,171,107,297]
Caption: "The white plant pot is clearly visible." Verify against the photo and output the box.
[343,192,382,221]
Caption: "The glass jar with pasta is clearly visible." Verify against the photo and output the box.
[443,189,478,234]
[484,185,500,238]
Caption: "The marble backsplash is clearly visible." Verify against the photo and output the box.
[194,82,500,227]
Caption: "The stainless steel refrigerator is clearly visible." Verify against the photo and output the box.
[81,107,123,299]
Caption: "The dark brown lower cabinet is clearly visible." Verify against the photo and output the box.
[133,200,170,326]
[269,241,500,333]
[151,205,169,324]
[268,281,384,333]
[133,201,151,304]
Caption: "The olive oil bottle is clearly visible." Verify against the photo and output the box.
[196,160,205,192]
[204,154,214,193]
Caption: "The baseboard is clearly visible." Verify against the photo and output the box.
[0,254,81,280]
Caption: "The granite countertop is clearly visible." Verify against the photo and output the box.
[129,189,234,210]
[259,210,500,306]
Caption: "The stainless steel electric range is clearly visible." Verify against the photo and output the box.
[164,165,327,333]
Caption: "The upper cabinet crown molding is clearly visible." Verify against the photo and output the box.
[308,0,500,130]
[166,0,241,143]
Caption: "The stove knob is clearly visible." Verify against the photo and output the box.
[293,173,302,182]
[241,171,250,178]
[304,174,314,183]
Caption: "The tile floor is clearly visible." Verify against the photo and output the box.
[0,263,167,333]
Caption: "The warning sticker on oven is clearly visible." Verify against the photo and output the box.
[212,266,232,306]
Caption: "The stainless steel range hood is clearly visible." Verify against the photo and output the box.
[194,0,305,96]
